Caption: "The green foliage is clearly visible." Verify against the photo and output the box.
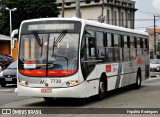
[0,0,59,35]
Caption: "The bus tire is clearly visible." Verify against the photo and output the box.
[96,76,107,101]
[134,71,141,89]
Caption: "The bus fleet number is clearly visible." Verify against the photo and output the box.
[51,79,61,83]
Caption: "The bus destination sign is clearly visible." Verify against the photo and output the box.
[28,23,74,31]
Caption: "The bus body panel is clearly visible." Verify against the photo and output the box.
[17,18,149,99]
[18,81,86,98]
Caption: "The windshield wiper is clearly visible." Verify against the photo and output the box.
[51,30,68,69]
[52,30,67,57]
[33,32,44,56]
[54,30,67,47]
[33,32,43,47]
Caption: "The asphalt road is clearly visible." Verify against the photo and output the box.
[1,76,160,117]
[0,85,29,106]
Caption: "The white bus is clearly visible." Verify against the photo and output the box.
[17,18,149,101]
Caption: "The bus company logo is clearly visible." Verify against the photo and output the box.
[2,109,11,114]
[40,79,47,84]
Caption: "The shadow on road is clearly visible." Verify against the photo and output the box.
[25,85,146,107]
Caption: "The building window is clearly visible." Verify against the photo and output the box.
[114,11,117,26]
[86,0,91,4]
[122,2,126,6]
[95,0,100,3]
[66,2,71,6]
[107,10,110,24]
[128,13,131,21]
[59,3,62,6]
[121,12,124,26]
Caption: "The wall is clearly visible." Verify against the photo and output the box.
[0,40,10,55]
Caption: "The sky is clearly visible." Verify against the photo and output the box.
[135,0,160,31]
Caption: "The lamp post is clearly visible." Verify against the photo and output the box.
[5,7,17,56]
[5,7,17,37]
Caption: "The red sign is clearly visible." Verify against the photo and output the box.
[137,58,142,64]
[106,65,112,73]
[41,89,52,93]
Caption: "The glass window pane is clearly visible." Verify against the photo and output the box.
[107,33,112,47]
[96,32,104,47]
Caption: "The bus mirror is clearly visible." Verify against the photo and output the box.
[11,29,18,38]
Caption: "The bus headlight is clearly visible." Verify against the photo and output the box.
[71,80,78,86]
[64,80,79,87]
[19,80,29,86]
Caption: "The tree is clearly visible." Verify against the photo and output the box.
[0,0,59,36]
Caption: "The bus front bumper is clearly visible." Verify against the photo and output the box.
[18,83,86,98]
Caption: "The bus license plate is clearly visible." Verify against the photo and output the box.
[5,78,12,81]
[41,89,52,93]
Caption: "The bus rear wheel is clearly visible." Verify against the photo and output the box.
[133,71,141,89]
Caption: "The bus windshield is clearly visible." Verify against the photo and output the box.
[19,31,80,77]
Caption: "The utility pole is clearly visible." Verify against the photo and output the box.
[62,0,64,17]
[76,0,81,18]
[154,15,156,58]
[154,15,160,58]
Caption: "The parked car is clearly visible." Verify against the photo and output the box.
[0,54,14,70]
[150,59,154,63]
[0,61,17,87]
[150,59,160,72]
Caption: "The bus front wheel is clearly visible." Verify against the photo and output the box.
[96,77,106,101]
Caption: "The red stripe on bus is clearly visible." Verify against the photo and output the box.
[20,70,46,76]
[20,70,76,76]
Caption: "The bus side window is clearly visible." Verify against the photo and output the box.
[105,33,114,62]
[130,36,136,61]
[114,34,122,62]
[123,36,130,61]
[85,30,96,57]
[140,38,143,48]
[134,37,137,48]
[96,31,105,61]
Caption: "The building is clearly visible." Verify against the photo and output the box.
[0,34,18,61]
[56,0,137,29]
[0,35,11,56]
[146,28,160,58]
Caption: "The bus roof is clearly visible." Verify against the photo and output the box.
[21,17,148,36]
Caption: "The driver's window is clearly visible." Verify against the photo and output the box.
[85,30,96,58]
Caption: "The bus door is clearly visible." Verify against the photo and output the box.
[81,30,97,79]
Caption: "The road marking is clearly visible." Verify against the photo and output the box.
[0,88,16,92]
